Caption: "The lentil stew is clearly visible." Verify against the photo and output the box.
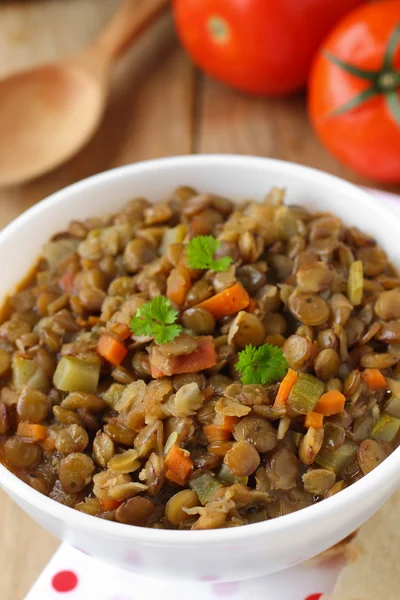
[0,186,399,530]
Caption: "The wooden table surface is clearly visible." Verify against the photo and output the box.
[0,2,398,598]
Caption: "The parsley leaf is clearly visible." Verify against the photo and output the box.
[236,344,288,386]
[186,235,233,272]
[130,296,182,345]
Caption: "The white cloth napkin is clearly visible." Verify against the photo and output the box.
[23,186,400,600]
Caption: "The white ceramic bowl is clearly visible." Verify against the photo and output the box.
[1,155,400,582]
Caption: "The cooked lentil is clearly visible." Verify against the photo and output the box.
[0,187,399,530]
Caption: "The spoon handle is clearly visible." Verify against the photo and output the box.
[94,0,170,61]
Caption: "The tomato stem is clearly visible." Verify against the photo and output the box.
[378,72,400,92]
[207,16,230,45]
[324,22,400,127]
[323,52,377,81]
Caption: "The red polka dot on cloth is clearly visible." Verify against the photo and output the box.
[51,570,78,593]
[305,594,322,600]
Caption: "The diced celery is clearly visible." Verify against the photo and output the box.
[53,357,100,393]
[189,472,224,505]
[26,366,49,392]
[102,383,125,407]
[12,356,36,389]
[385,395,400,419]
[160,224,187,256]
[218,464,248,486]
[288,373,325,415]
[348,260,363,306]
[315,439,358,475]
[371,413,400,442]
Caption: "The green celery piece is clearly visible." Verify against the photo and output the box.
[385,395,400,419]
[189,472,224,505]
[159,224,187,256]
[12,356,36,389]
[53,356,100,393]
[26,367,49,392]
[218,464,248,486]
[348,260,363,306]
[287,373,325,415]
[371,413,400,443]
[315,439,358,475]
[103,383,125,407]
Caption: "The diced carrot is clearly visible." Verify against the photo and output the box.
[59,271,74,294]
[305,411,324,429]
[110,322,131,341]
[195,282,250,319]
[273,368,298,409]
[150,337,217,378]
[215,415,240,430]
[203,415,239,442]
[101,498,121,511]
[362,368,387,391]
[315,389,346,416]
[203,425,232,442]
[97,334,128,367]
[171,337,217,374]
[245,298,257,313]
[16,423,47,442]
[41,436,56,452]
[164,445,194,486]
[166,263,192,307]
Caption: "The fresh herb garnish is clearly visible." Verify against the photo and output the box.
[236,343,288,386]
[130,296,182,345]
[186,235,233,272]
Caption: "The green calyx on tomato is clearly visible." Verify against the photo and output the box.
[325,23,400,125]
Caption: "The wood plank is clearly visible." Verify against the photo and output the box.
[0,3,194,598]
[196,76,400,192]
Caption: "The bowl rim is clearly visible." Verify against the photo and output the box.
[1,153,399,546]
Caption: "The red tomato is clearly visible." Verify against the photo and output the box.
[172,0,364,96]
[309,1,400,183]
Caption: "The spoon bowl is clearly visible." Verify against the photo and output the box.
[0,0,168,186]
[0,63,106,185]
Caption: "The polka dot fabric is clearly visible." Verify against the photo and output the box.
[51,571,78,593]
[24,543,340,600]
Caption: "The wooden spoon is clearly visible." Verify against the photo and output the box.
[0,0,169,187]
